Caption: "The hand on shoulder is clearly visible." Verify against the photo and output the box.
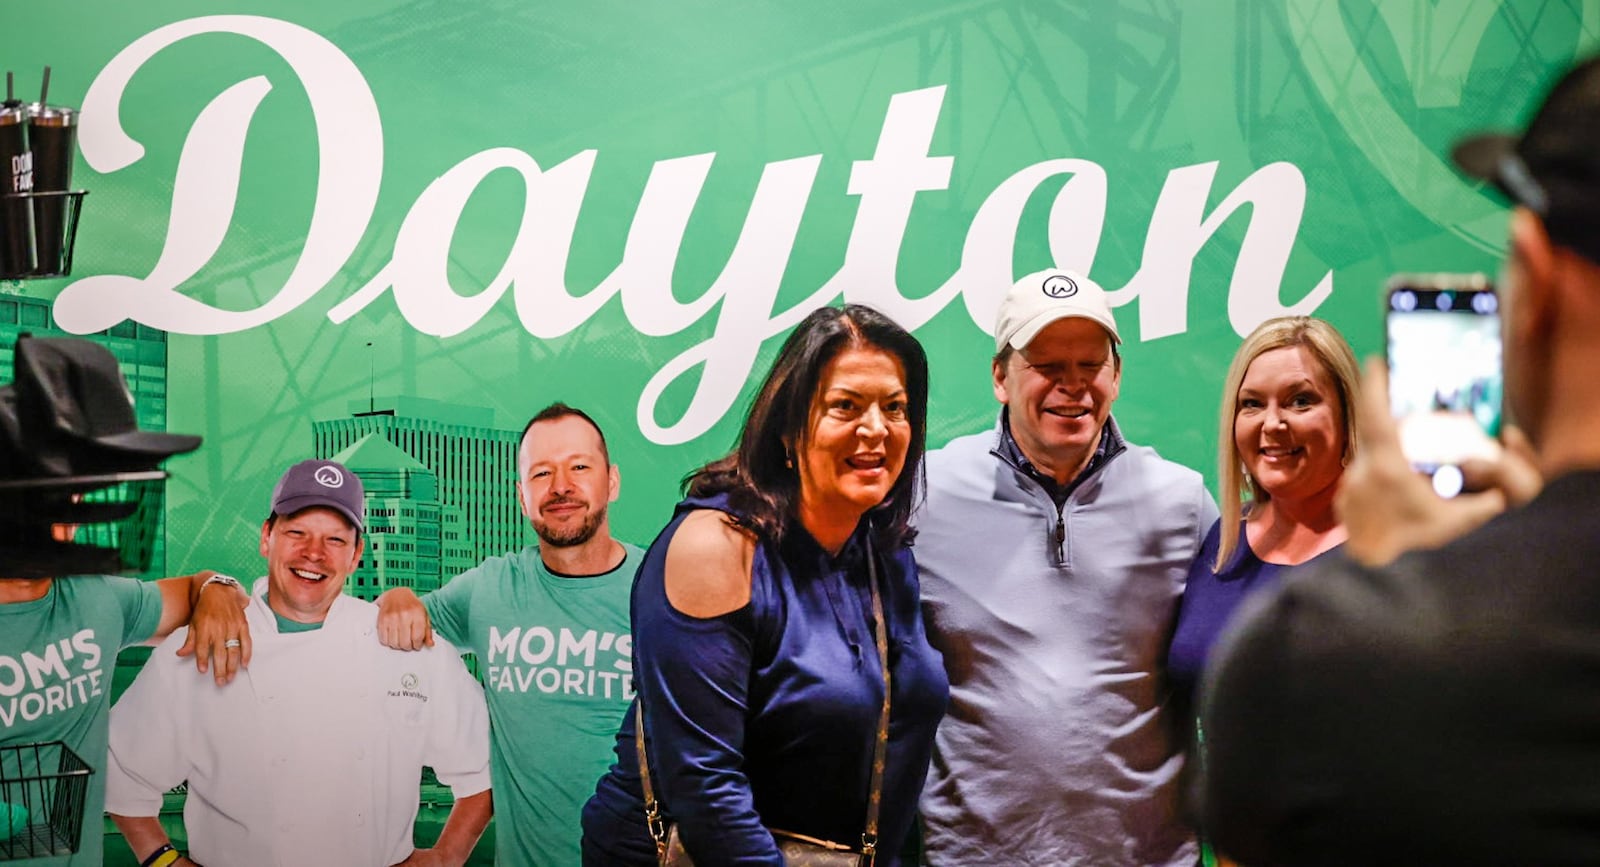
[376,586,434,651]
[664,510,756,618]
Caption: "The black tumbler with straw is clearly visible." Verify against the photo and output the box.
[0,71,34,277]
[28,66,77,276]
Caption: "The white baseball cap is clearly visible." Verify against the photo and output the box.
[993,268,1121,352]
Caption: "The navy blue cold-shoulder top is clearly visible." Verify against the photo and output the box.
[581,492,949,866]
[1168,519,1339,715]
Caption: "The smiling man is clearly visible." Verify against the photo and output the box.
[105,460,492,867]
[377,402,643,866]
[914,270,1219,866]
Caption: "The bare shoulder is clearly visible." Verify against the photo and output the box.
[664,509,756,618]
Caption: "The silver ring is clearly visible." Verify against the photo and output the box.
[224,638,242,649]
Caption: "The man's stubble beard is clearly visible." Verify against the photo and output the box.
[534,501,608,549]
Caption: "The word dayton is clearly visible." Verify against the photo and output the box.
[59,15,1329,444]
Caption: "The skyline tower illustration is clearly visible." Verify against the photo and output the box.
[330,432,475,602]
[313,395,527,572]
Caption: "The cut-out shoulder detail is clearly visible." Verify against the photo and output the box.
[664,509,757,618]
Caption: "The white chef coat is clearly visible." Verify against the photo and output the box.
[106,582,491,866]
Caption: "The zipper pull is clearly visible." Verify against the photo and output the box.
[1055,516,1066,563]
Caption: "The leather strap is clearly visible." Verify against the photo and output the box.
[634,702,667,857]
[860,533,888,859]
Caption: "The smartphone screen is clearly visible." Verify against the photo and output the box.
[1385,274,1503,496]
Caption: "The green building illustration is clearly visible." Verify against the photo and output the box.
[0,289,173,577]
[313,396,525,574]
[329,433,474,602]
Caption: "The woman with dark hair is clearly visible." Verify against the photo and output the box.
[581,304,949,865]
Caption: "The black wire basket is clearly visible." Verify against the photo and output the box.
[0,189,88,279]
[0,740,92,860]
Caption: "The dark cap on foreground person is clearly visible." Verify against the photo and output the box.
[0,335,203,577]
[269,459,365,534]
[1452,54,1600,265]
[8,335,201,478]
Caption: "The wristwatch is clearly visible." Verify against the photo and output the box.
[200,573,244,593]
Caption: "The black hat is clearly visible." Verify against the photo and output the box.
[1451,55,1600,265]
[11,335,200,477]
[0,336,201,578]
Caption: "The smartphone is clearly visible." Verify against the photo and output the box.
[1385,274,1503,497]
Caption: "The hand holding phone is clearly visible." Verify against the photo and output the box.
[1385,274,1503,497]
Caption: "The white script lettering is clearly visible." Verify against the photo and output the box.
[58,15,1332,443]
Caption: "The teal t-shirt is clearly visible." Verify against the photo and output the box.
[0,576,161,866]
[263,590,324,633]
[424,543,640,866]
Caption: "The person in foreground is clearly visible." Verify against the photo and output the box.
[106,460,492,867]
[1167,317,1360,721]
[1199,55,1600,866]
[581,304,949,865]
[375,402,642,866]
[0,336,249,867]
[916,269,1217,865]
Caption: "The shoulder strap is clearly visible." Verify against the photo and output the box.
[861,532,890,861]
[635,704,670,856]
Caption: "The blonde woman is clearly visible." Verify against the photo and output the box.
[1169,316,1360,715]
[1167,316,1359,866]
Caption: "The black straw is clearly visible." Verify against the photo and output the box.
[39,66,49,107]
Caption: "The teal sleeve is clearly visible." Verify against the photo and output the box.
[107,575,164,648]
[423,567,476,651]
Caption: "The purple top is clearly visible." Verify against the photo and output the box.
[1167,519,1337,712]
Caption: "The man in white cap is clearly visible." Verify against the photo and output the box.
[105,460,493,867]
[915,270,1218,865]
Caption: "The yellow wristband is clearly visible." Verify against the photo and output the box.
[146,846,181,867]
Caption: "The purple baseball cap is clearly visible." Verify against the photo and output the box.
[270,460,365,533]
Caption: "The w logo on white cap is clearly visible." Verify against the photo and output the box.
[1042,274,1079,298]
[313,465,345,488]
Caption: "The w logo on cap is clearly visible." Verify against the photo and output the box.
[1042,274,1078,298]
[270,459,364,533]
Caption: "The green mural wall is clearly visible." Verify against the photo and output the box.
[5,0,1598,581]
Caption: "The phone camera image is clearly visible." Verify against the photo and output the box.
[1385,274,1503,495]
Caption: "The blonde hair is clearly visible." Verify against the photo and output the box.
[1215,316,1361,571]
